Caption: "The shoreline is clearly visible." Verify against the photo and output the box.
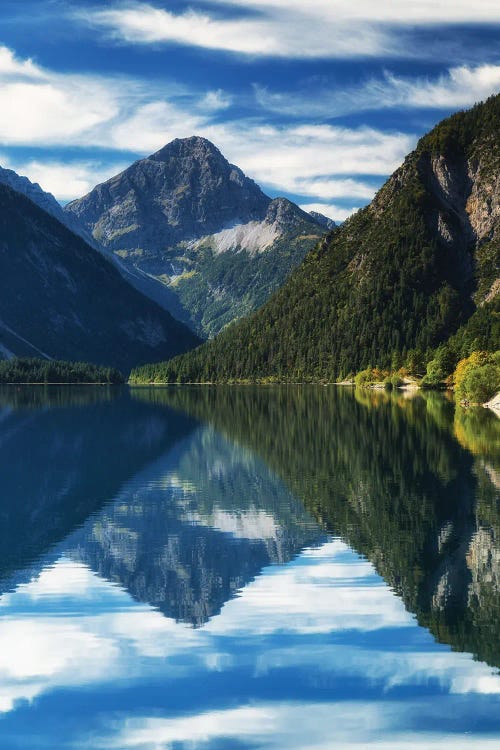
[0,382,122,386]
[3,382,498,418]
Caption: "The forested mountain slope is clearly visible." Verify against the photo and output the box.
[133,96,500,383]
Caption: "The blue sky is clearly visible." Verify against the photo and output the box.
[0,0,499,219]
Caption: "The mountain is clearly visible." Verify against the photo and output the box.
[0,165,96,246]
[65,136,326,337]
[0,181,200,371]
[308,211,336,230]
[133,95,500,383]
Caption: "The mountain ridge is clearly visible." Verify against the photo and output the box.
[0,181,200,372]
[0,165,97,247]
[130,95,500,383]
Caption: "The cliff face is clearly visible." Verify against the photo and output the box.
[373,117,500,303]
[65,137,326,337]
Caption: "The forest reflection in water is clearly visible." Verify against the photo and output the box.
[0,384,497,749]
[134,384,500,668]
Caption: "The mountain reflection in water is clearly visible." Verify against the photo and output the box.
[0,384,498,749]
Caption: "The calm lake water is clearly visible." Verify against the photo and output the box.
[0,385,499,749]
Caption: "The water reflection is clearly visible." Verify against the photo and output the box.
[63,427,323,625]
[0,387,197,591]
[150,386,500,670]
[0,385,498,748]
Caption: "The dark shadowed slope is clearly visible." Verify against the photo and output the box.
[0,182,200,372]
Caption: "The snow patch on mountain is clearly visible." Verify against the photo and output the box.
[192,219,281,256]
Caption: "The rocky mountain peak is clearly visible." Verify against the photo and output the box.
[265,197,314,230]
[66,135,272,248]
[151,135,225,162]
[64,136,328,337]
[308,211,336,231]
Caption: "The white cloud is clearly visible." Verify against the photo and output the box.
[80,1,500,59]
[199,89,233,112]
[254,65,500,119]
[80,3,395,60]
[300,203,361,223]
[203,124,413,195]
[103,704,500,750]
[385,65,500,109]
[210,0,500,24]
[292,177,376,201]
[108,99,203,152]
[0,159,128,202]
[0,45,202,150]
[0,46,44,79]
[256,65,500,118]
[0,47,124,146]
[0,81,118,145]
[0,45,413,212]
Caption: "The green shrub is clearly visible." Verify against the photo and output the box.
[456,364,499,404]
[422,362,442,387]
[405,348,426,376]
[355,368,375,388]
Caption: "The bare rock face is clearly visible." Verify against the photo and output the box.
[372,117,499,308]
[65,137,326,337]
[465,156,500,242]
[308,211,336,230]
[67,137,272,250]
[425,150,499,253]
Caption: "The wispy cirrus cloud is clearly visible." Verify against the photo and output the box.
[77,2,397,60]
[77,1,500,60]
[0,157,128,202]
[255,64,500,118]
[0,45,414,208]
[0,44,232,151]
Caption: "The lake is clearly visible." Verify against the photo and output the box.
[0,384,498,749]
